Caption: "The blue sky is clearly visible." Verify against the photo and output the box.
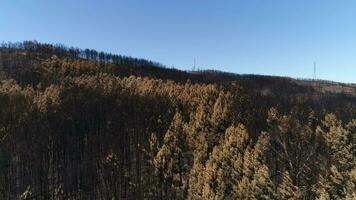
[1,0,356,83]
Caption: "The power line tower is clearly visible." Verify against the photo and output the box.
[193,58,196,71]
[313,61,316,80]
[313,61,323,92]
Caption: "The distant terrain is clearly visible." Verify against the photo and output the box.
[0,41,355,199]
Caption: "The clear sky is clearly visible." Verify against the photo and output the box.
[1,0,356,83]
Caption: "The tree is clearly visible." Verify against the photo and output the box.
[315,114,355,199]
[265,108,325,197]
[278,172,301,200]
[19,186,32,200]
[322,114,353,171]
[142,133,161,199]
[201,125,249,200]
[187,133,208,199]
[250,165,276,200]
[154,112,190,199]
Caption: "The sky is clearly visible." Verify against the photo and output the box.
[1,0,356,83]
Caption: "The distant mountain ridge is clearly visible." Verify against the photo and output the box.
[1,40,355,96]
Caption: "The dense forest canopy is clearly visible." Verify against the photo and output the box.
[0,41,355,199]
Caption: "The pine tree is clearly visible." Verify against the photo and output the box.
[265,108,326,197]
[143,133,160,198]
[154,112,190,199]
[187,159,205,200]
[211,91,232,131]
[234,176,251,199]
[345,168,356,200]
[187,133,208,200]
[250,165,276,200]
[201,125,249,200]
[278,172,301,200]
[316,114,355,199]
[19,186,32,200]
[322,114,353,171]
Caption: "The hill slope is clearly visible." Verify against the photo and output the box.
[0,41,355,199]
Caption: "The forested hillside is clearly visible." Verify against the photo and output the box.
[0,41,355,199]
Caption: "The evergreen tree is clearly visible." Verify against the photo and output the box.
[278,172,301,200]
[201,125,249,200]
[250,165,276,200]
[154,112,190,199]
[19,186,32,200]
[315,114,355,199]
[322,114,353,171]
[143,133,161,199]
